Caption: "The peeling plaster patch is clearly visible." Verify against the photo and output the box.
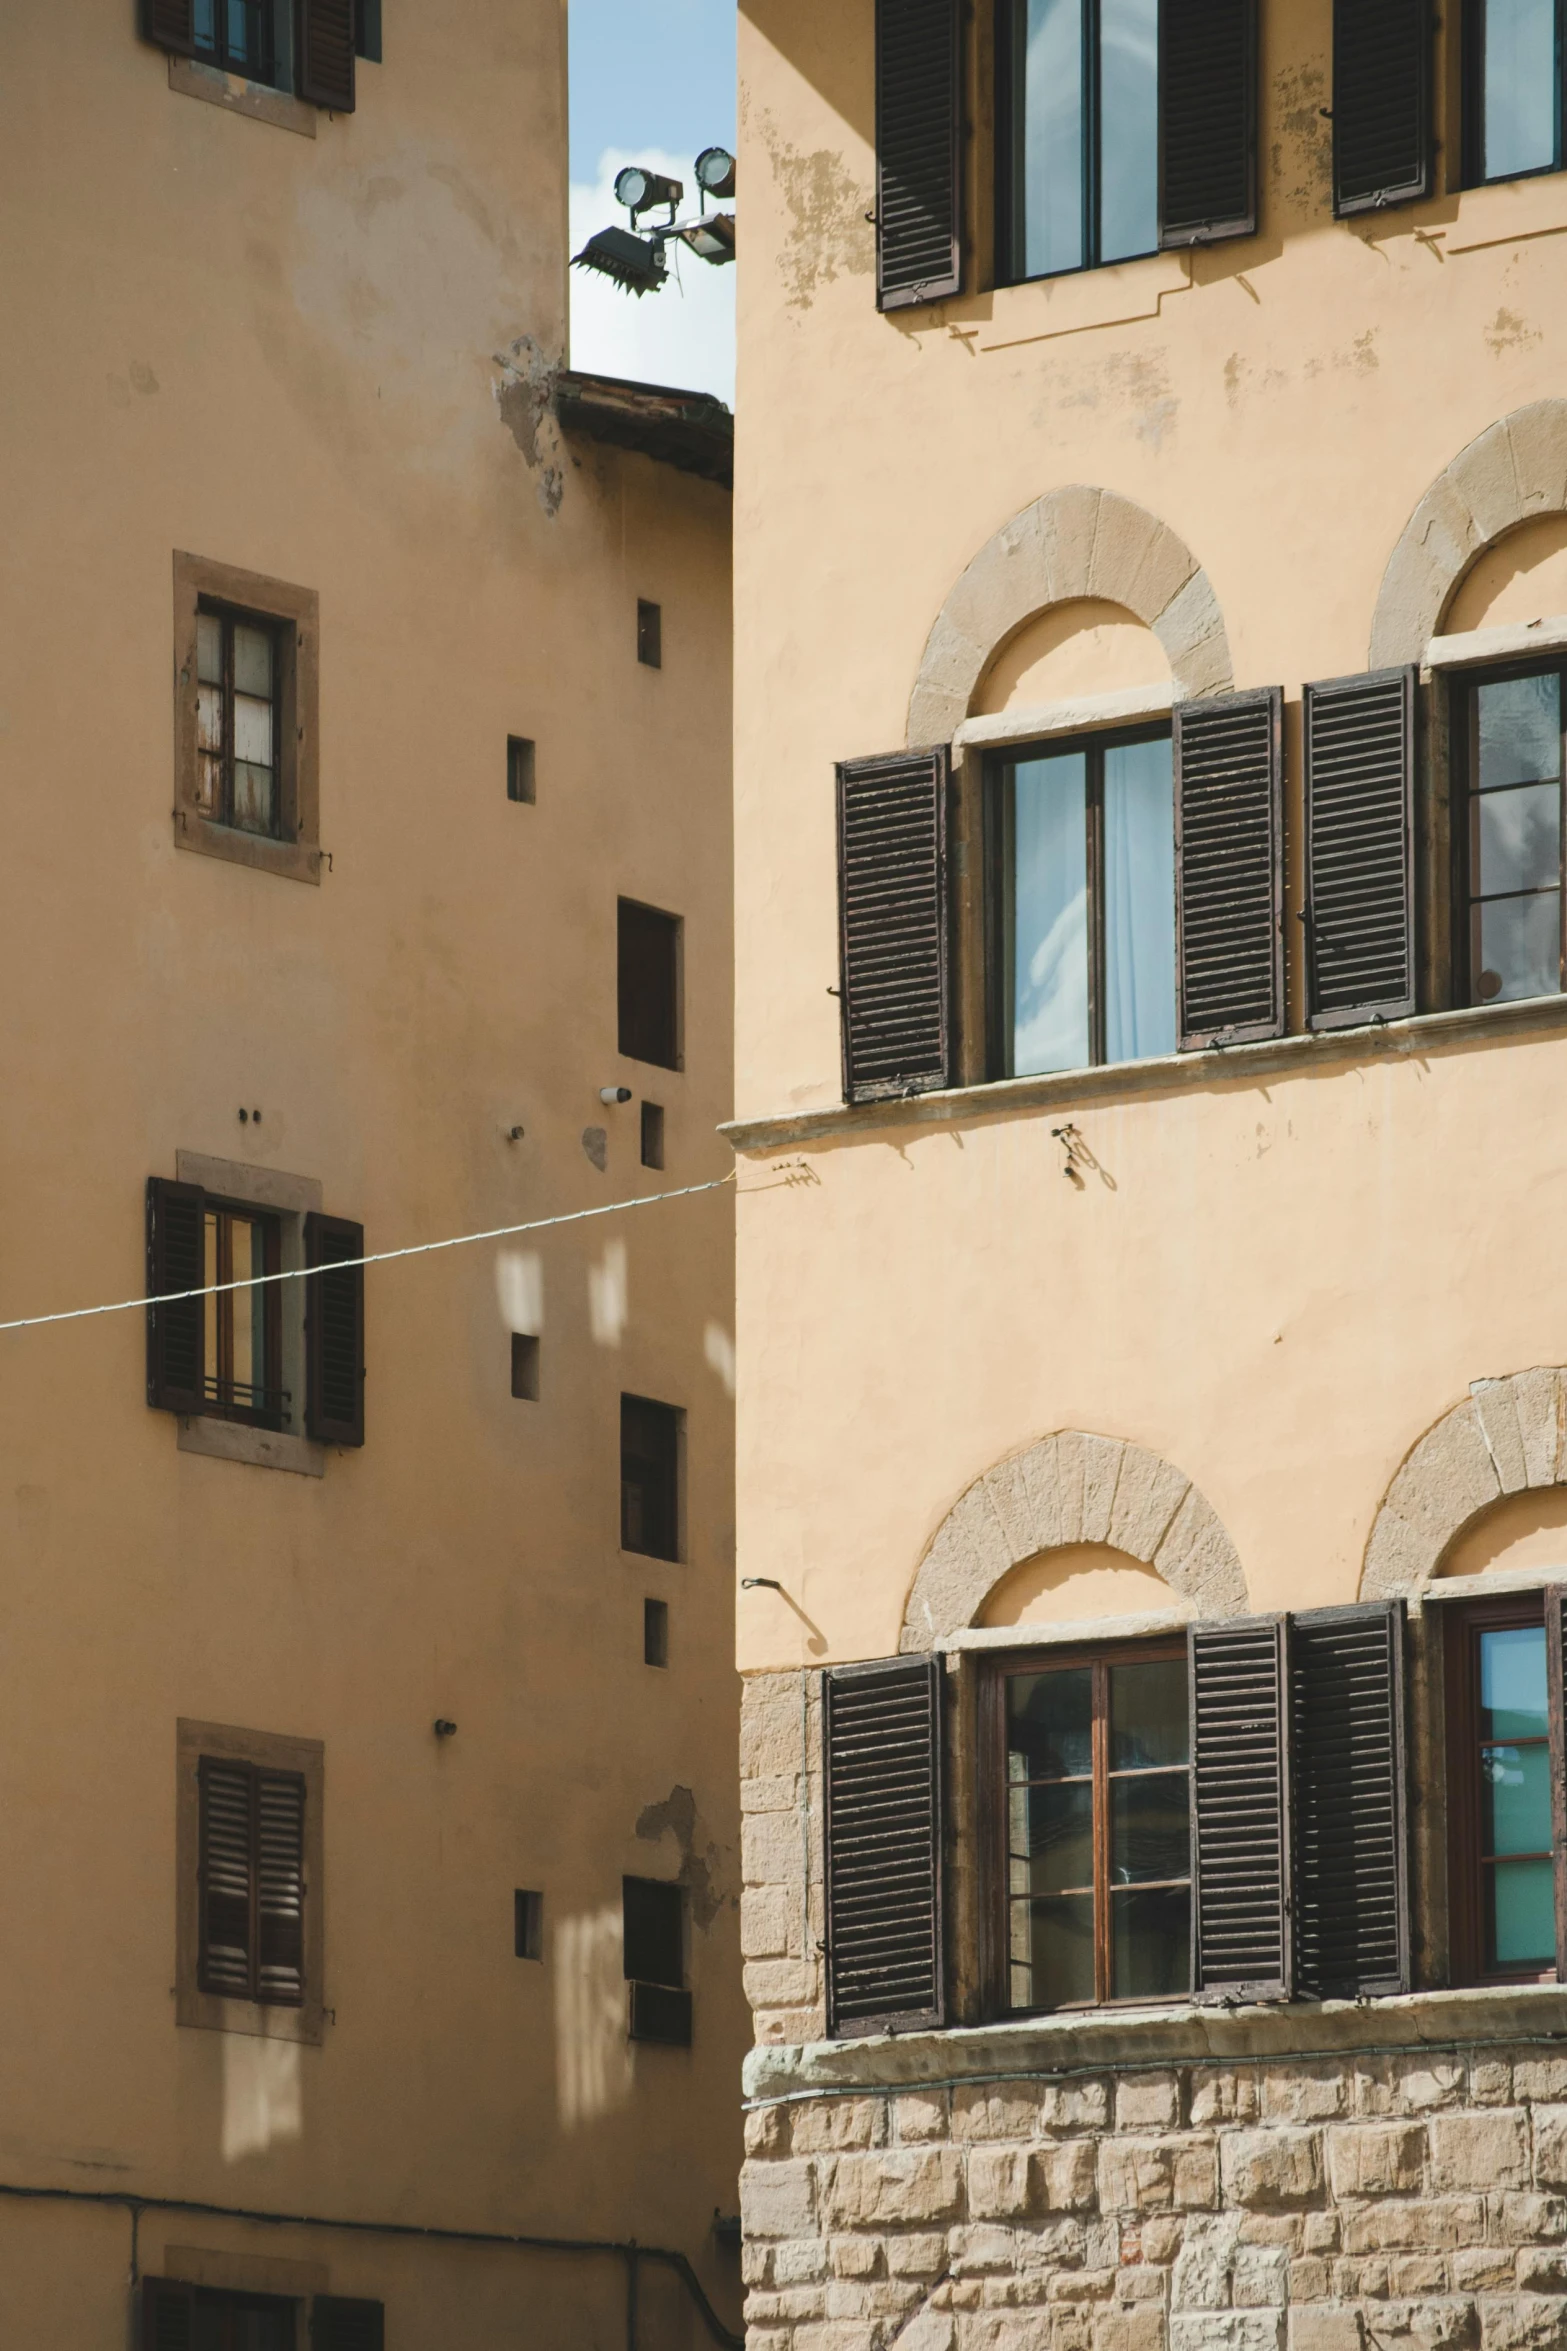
[635,1784,730,1928]
[494,334,566,516]
[1136,396,1179,450]
[1270,59,1333,222]
[1488,307,1543,355]
[581,1125,608,1172]
[757,108,873,311]
[1223,353,1247,407]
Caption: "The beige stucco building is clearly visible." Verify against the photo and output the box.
[731,2,1567,2345]
[0,5,740,2347]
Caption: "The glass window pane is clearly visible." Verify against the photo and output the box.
[196,610,223,686]
[1481,1625,1549,1740]
[227,0,253,64]
[233,693,274,768]
[229,1218,257,1399]
[1007,1667,1093,1779]
[197,754,222,817]
[1477,672,1561,789]
[1103,736,1176,1063]
[233,623,274,699]
[1010,1779,1095,1893]
[1474,888,1560,1003]
[1487,1855,1556,1969]
[1110,1771,1190,1884]
[1109,1658,1188,1769]
[1099,0,1159,262]
[1012,1891,1095,2007]
[232,764,277,836]
[1020,0,1085,275]
[1010,753,1089,1075]
[1475,781,1561,898]
[193,0,216,48]
[1482,1742,1553,1858]
[1111,1883,1190,1999]
[1484,0,1560,178]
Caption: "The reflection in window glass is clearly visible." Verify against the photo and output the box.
[1103,738,1176,1062]
[1480,0,1561,180]
[1476,1625,1555,1973]
[1469,669,1564,1005]
[195,605,280,839]
[1020,0,1085,276]
[1003,0,1159,279]
[1010,753,1089,1074]
[1099,0,1160,263]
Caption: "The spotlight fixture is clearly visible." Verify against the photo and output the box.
[571,225,669,296]
[679,213,735,266]
[600,1086,633,1106]
[613,165,684,224]
[694,146,737,200]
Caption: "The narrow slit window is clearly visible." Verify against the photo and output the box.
[511,1332,541,1401]
[637,600,663,668]
[196,603,283,838]
[514,1888,544,1960]
[1462,663,1565,1006]
[507,735,536,804]
[621,1394,681,1561]
[644,1597,670,1667]
[640,1101,666,1170]
[203,1200,285,1426]
[617,899,682,1069]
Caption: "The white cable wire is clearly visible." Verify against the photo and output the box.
[0,1173,737,1337]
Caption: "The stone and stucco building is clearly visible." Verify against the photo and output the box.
[730,1,1567,2345]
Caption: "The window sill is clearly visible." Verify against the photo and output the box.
[174,810,323,886]
[167,54,317,138]
[176,1985,322,2044]
[179,1416,324,1478]
[742,1980,1567,2104]
[722,991,1567,1155]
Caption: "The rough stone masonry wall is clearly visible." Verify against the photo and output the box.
[741,2042,1567,2351]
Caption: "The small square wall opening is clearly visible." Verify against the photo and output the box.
[506,736,536,804]
[637,600,662,669]
[511,1333,540,1400]
[640,1101,665,1170]
[514,1889,544,1961]
[644,1597,670,1668]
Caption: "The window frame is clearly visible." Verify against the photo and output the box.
[617,897,684,1071]
[192,0,280,85]
[984,719,1175,1078]
[1451,654,1567,1010]
[979,1635,1192,2020]
[1443,1592,1564,1988]
[173,552,322,885]
[620,1392,684,1562]
[202,1195,286,1429]
[176,1717,326,2044]
[1462,0,1566,187]
[993,0,1161,286]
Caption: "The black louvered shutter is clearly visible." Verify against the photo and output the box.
[824,1656,944,2035]
[257,1770,307,2004]
[1333,0,1432,215]
[1160,0,1258,246]
[837,749,951,1103]
[1291,1601,1410,1998]
[1303,666,1417,1030]
[147,1177,206,1416]
[140,0,197,54]
[875,0,962,309]
[1190,1617,1291,2000]
[1546,1589,1567,1983]
[1174,689,1284,1048]
[299,0,356,109]
[142,2279,195,2351]
[313,2300,385,2351]
[305,1214,365,1446]
[198,1758,255,1999]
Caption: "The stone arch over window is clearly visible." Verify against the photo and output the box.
[905,487,1235,746]
[898,1430,1248,1651]
[1361,1368,1567,1601]
[1369,401,1567,668]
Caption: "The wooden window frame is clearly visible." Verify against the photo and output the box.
[1443,1593,1561,1987]
[1451,654,1567,1009]
[203,1196,286,1429]
[1462,0,1566,186]
[173,552,322,886]
[197,602,285,839]
[985,720,1173,1077]
[176,1718,325,2044]
[979,1636,1192,2019]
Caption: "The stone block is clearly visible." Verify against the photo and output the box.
[1153,1484,1247,1617]
[742,1810,804,1890]
[1143,2220,1188,2266]
[1241,2218,1305,2249]
[1449,417,1527,543]
[775,2240,830,2284]
[1037,2141,1101,2213]
[1393,2261,1453,2297]
[1073,1432,1126,1544]
[1265,2069,1349,2125]
[742,1772,798,1815]
[1457,2254,1520,2294]
[1106,1451,1190,1565]
[1479,2298,1567,2349]
[1372,2303,1480,2351]
[1100,2140,1180,2215]
[1517,2251,1567,2292]
[1496,2198,1567,2245]
[1220,2132,1324,2210]
[1394,2064,1467,2117]
[743,1886,800,1959]
[747,2105,791,2158]
[1385,1407,1500,1557]
[745,1957,819,2010]
[822,2151,964,2229]
[1091,2311,1167,2351]
[1345,2202,1484,2255]
[898,2315,957,2351]
[792,2099,886,2155]
[1122,511,1201,625]
[1473,2063,1517,2109]
[1503,402,1567,514]
[1119,2076,1182,2131]
[826,2278,926,2321]
[905,1480,1015,1645]
[1234,2249,1290,2308]
[907,612,988,748]
[746,2283,827,2323]
[740,1673,806,1781]
[1171,2316,1284,2350]
[743,2160,817,2240]
[1039,485,1105,605]
[968,2150,1036,2222]
[979,1451,1048,1568]
[1327,2126,1428,2199]
[1430,2114,1530,2194]
[955,2316,1042,2351]
[1085,491,1166,613]
[1466,1380,1530,1496]
[1173,2215,1243,2310]
[1292,2259,1332,2301]
[828,2234,881,2280]
[888,2234,952,2279]
[953,2083,1050,2141]
[1361,1507,1434,1605]
[1043,2081,1113,2133]
[1118,2267,1166,2304]
[897,2091,951,2144]
[1306,2218,1343,2255]
[1155,570,1233,698]
[1290,2316,1365,2351]
[950,2226,1021,2277]
[1193,2070,1261,2127]
[1175,2141,1220,2210]
[1515,2062,1567,2104]
[1532,2111,1567,2190]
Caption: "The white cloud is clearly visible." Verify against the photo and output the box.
[568,146,735,407]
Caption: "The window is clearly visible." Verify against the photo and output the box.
[511,1332,541,1401]
[640,1101,665,1170]
[644,1596,670,1667]
[998,1643,1190,2013]
[141,2283,383,2351]
[997,0,1159,281]
[621,1394,681,1560]
[193,0,276,83]
[617,898,682,1069]
[176,1719,325,2041]
[514,1888,544,1960]
[142,0,359,113]
[1458,663,1565,1007]
[988,727,1176,1075]
[637,599,663,668]
[1465,0,1565,183]
[174,555,320,883]
[624,1875,691,2044]
[1445,1598,1559,1984]
[506,734,536,804]
[203,1200,284,1426]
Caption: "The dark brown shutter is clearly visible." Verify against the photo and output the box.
[1303,666,1417,1030]
[1547,1589,1567,1983]
[1160,0,1258,246]
[313,2298,385,2351]
[140,0,197,55]
[824,1656,944,2034]
[1174,689,1285,1047]
[305,1214,365,1446]
[299,0,356,110]
[875,0,962,309]
[146,1177,206,1416]
[354,0,383,63]
[142,2278,195,2351]
[836,749,951,1103]
[1333,0,1433,216]
[1291,1601,1410,1998]
[198,1759,255,1998]
[257,1769,307,2004]
[1190,1617,1291,2001]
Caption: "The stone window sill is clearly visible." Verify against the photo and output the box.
[743,1981,1567,2104]
[178,1416,324,1478]
[723,991,1567,1155]
[168,54,317,138]
[175,810,325,887]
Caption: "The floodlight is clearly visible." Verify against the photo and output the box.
[613,166,684,221]
[694,146,737,199]
[571,225,669,296]
[679,213,736,265]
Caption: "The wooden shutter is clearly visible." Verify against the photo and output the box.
[142,2279,195,2351]
[1303,666,1417,1030]
[299,0,356,110]
[146,1177,206,1416]
[1174,689,1285,1048]
[305,1214,365,1446]
[1160,0,1258,246]
[1333,0,1433,216]
[1291,1601,1411,1998]
[823,1656,944,2035]
[198,1759,256,1998]
[1547,1589,1567,1983]
[836,749,951,1103]
[140,0,197,55]
[257,1770,307,2003]
[1190,1617,1291,2000]
[354,0,383,63]
[313,2297,385,2351]
[875,0,962,309]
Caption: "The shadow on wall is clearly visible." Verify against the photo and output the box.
[554,1907,634,2129]
[1445,513,1567,635]
[978,1541,1189,1629]
[1438,1487,1567,1582]
[974,598,1171,716]
[222,2034,302,2164]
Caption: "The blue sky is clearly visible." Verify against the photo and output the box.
[567,0,737,402]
